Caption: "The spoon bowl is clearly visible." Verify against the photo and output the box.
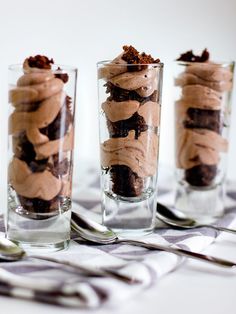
[156,202,197,228]
[71,212,118,244]
[0,237,25,261]
[156,202,236,235]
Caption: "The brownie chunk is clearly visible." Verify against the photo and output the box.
[55,67,69,83]
[13,132,69,175]
[48,155,69,177]
[122,45,160,68]
[185,164,217,186]
[18,195,60,219]
[110,165,143,197]
[177,49,210,63]
[27,55,54,69]
[12,132,48,173]
[13,132,36,163]
[40,96,72,140]
[107,112,148,139]
[184,108,222,133]
[28,159,48,172]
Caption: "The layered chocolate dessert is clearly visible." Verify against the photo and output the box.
[175,49,233,186]
[8,55,74,218]
[99,46,161,197]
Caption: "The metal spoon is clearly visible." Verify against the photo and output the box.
[71,211,236,269]
[156,202,236,234]
[0,237,139,284]
[0,237,25,261]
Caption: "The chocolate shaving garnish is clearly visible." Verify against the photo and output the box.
[27,55,54,69]
[176,49,210,62]
[55,67,69,83]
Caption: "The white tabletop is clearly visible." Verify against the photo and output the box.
[1,220,236,314]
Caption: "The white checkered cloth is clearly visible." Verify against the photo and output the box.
[0,166,236,308]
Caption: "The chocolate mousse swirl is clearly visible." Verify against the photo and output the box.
[100,46,161,197]
[175,50,233,186]
[8,55,74,217]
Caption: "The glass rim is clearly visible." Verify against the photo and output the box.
[8,63,78,73]
[175,60,235,67]
[97,60,164,68]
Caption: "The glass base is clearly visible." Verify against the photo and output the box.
[9,239,70,253]
[7,188,71,253]
[109,227,153,238]
[102,189,156,237]
[175,182,225,223]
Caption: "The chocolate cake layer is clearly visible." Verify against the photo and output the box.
[183,108,222,134]
[185,164,217,187]
[107,112,148,139]
[18,195,60,218]
[13,132,36,163]
[110,165,143,197]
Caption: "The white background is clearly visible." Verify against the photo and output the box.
[0,0,236,212]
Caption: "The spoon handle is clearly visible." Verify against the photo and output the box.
[119,240,236,268]
[199,224,236,235]
[30,255,139,284]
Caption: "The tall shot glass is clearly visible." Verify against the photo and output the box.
[174,61,234,222]
[7,61,77,252]
[97,61,163,236]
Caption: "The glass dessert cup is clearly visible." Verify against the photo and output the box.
[174,60,234,223]
[7,60,77,252]
[98,60,163,236]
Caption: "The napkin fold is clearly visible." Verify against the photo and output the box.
[1,168,236,308]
